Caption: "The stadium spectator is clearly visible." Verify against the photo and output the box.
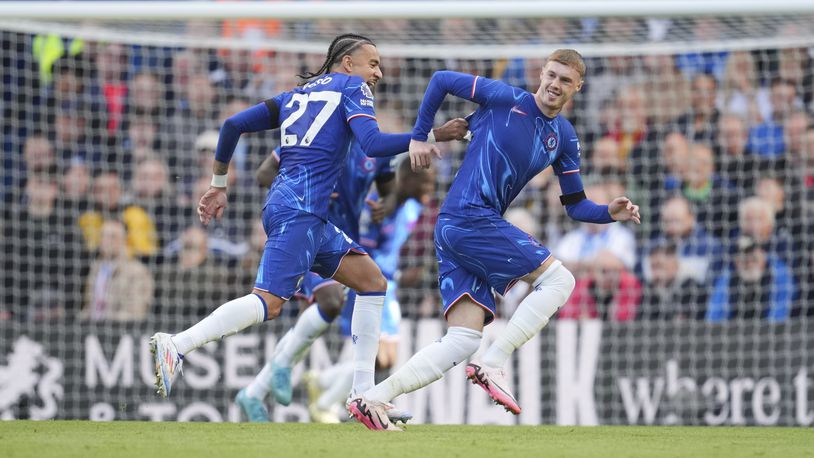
[630,131,687,218]
[222,49,277,100]
[639,242,708,320]
[553,182,637,276]
[586,136,626,176]
[788,125,814,231]
[164,72,220,166]
[674,18,728,81]
[78,170,158,257]
[672,73,721,144]
[93,43,129,137]
[748,78,798,157]
[559,250,641,322]
[2,173,87,321]
[605,85,650,160]
[735,195,795,269]
[61,159,91,214]
[640,53,690,126]
[129,71,164,117]
[122,114,160,167]
[129,158,184,253]
[676,142,737,238]
[718,50,762,124]
[22,132,57,176]
[82,219,153,321]
[169,50,206,107]
[50,60,90,114]
[53,102,96,166]
[798,246,814,317]
[784,110,811,158]
[715,114,786,193]
[707,236,793,322]
[155,226,244,319]
[582,55,646,135]
[646,195,723,284]
[756,176,793,231]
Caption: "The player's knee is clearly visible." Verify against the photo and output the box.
[252,289,283,320]
[357,272,387,294]
[314,285,344,318]
[558,265,576,294]
[537,261,576,304]
[265,301,283,320]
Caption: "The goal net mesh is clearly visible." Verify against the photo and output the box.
[2,7,814,425]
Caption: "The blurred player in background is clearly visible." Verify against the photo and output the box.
[149,33,450,401]
[235,117,464,422]
[303,158,436,422]
[350,49,641,431]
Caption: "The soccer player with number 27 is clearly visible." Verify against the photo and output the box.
[349,50,641,431]
[148,34,449,404]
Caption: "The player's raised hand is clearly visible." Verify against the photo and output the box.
[433,118,469,142]
[409,139,441,171]
[198,186,228,226]
[608,196,641,224]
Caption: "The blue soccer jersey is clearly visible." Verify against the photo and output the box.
[327,144,396,241]
[213,70,411,300]
[413,71,581,218]
[272,143,396,241]
[363,198,423,280]
[264,73,377,218]
[411,70,614,323]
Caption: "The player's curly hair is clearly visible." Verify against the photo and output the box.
[297,33,376,84]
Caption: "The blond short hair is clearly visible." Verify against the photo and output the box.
[547,49,586,79]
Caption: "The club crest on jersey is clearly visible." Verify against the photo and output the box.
[361,157,376,172]
[545,133,558,152]
[361,83,374,99]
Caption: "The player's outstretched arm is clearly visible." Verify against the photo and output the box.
[348,115,413,158]
[557,172,640,225]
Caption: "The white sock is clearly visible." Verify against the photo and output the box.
[364,326,482,403]
[481,260,575,368]
[274,304,331,367]
[351,293,385,394]
[317,363,354,411]
[245,363,273,399]
[243,327,297,400]
[172,294,267,355]
[318,360,353,389]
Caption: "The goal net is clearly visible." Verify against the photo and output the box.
[1,1,814,426]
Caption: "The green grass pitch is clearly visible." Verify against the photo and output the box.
[2,421,811,458]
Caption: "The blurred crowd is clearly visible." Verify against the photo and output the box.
[1,16,813,325]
